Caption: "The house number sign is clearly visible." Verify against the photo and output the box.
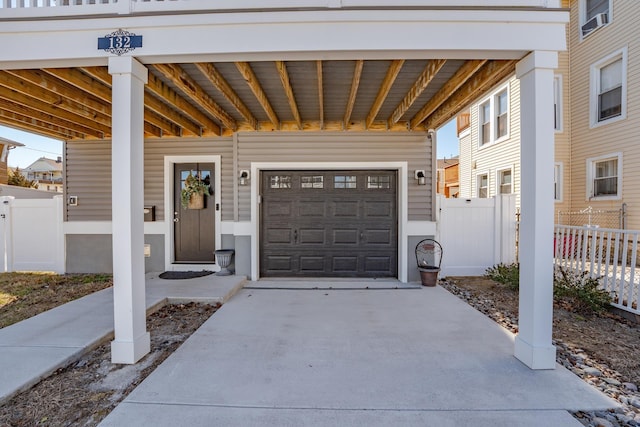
[98,29,142,56]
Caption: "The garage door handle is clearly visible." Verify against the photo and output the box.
[294,229,298,243]
[360,232,364,242]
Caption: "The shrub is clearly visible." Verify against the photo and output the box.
[553,266,612,314]
[485,263,520,291]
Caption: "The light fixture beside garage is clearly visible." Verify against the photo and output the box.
[239,170,250,186]
[414,170,426,185]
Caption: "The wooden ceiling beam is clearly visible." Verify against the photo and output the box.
[235,61,279,128]
[143,95,201,136]
[388,59,447,127]
[144,121,162,138]
[4,69,110,117]
[317,60,324,130]
[424,60,517,130]
[410,59,487,130]
[343,60,364,129]
[144,108,182,137]
[79,66,111,86]
[0,83,111,135]
[194,62,258,130]
[152,63,236,131]
[145,71,220,136]
[366,59,404,129]
[43,68,111,103]
[0,98,104,139]
[275,61,302,130]
[0,109,84,140]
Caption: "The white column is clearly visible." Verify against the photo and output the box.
[108,56,150,364]
[514,51,558,370]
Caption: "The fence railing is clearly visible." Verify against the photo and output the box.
[554,224,640,315]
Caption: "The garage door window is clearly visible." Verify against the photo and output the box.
[334,175,357,189]
[270,175,292,189]
[368,175,391,189]
[301,175,324,189]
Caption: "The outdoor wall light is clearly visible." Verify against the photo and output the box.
[239,170,250,186]
[414,170,426,185]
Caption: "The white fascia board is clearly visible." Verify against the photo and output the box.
[0,9,567,67]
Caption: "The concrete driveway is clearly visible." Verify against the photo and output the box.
[100,282,614,426]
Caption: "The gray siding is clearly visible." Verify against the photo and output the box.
[66,133,432,222]
[65,138,235,221]
[236,132,433,222]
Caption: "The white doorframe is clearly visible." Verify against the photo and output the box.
[250,161,409,282]
[163,155,222,271]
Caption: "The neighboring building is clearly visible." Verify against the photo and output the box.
[21,157,64,193]
[0,137,24,184]
[0,1,568,367]
[436,156,459,198]
[458,0,635,230]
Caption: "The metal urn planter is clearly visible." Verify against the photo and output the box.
[214,249,234,276]
[415,239,443,287]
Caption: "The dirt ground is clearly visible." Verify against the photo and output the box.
[0,273,112,328]
[0,302,218,427]
[444,276,640,385]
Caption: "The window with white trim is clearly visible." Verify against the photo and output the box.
[480,101,490,146]
[580,0,611,38]
[477,173,489,198]
[477,84,509,148]
[591,48,626,127]
[498,169,512,195]
[495,90,508,140]
[554,163,563,202]
[587,153,622,200]
[554,75,563,132]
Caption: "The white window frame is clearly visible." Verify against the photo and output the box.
[590,47,627,128]
[579,0,612,41]
[496,167,514,195]
[494,89,508,141]
[554,162,563,202]
[586,152,622,201]
[476,171,489,199]
[553,75,563,132]
[477,83,509,149]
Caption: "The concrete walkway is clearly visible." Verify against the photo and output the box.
[0,273,245,404]
[100,283,616,427]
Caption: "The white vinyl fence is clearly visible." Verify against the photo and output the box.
[554,224,640,316]
[437,194,517,276]
[0,195,64,273]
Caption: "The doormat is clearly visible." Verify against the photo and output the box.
[158,271,214,280]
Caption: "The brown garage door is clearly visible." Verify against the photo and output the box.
[261,170,398,277]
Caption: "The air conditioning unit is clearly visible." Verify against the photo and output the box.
[581,12,608,37]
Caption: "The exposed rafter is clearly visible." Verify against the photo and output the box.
[144,71,220,136]
[0,109,85,140]
[152,63,236,131]
[275,61,302,130]
[424,60,517,130]
[410,59,487,130]
[235,62,279,129]
[388,59,447,127]
[194,62,258,130]
[366,60,404,129]
[343,60,364,129]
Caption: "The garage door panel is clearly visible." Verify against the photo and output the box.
[299,229,325,245]
[261,170,397,277]
[333,229,359,245]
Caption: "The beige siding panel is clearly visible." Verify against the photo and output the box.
[236,132,432,222]
[66,138,235,222]
[568,0,640,229]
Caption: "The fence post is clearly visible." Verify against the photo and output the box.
[0,196,14,272]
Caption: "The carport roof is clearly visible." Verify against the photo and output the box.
[0,58,516,141]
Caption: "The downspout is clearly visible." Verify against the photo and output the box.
[428,129,437,225]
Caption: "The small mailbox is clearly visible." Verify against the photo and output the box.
[144,205,156,222]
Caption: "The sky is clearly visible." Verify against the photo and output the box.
[436,118,459,160]
[0,125,62,169]
[0,118,458,168]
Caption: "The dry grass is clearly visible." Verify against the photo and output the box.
[0,273,112,328]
